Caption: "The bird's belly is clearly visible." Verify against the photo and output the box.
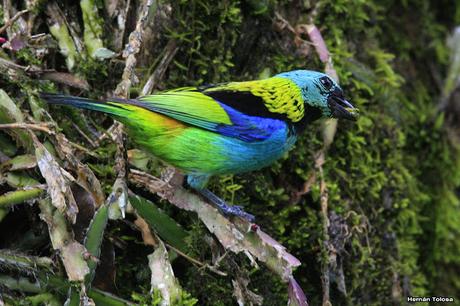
[129,122,296,175]
[210,130,296,174]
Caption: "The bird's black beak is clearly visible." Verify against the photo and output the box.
[327,89,359,121]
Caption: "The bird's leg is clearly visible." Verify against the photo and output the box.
[186,175,255,222]
[196,188,255,222]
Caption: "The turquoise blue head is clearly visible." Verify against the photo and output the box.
[276,70,358,120]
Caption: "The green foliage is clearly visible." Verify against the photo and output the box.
[130,195,189,254]
[131,288,198,306]
[75,57,109,85]
[15,48,42,66]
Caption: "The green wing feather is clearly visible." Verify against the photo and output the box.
[119,90,233,130]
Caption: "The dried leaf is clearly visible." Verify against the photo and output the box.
[134,216,157,247]
[53,133,105,208]
[232,276,263,306]
[173,189,301,279]
[35,141,78,223]
[305,24,329,63]
[61,242,91,281]
[322,119,337,148]
[38,198,90,282]
[288,277,308,306]
[148,241,181,305]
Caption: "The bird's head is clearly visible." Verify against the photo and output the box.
[276,70,359,121]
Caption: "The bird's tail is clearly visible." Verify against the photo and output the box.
[40,93,130,118]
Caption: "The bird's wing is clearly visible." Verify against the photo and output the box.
[135,89,233,131]
[108,77,303,142]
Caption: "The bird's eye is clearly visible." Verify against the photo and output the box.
[319,76,333,90]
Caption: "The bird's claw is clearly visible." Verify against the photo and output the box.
[196,188,256,222]
[221,205,255,223]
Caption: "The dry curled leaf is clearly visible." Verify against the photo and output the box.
[288,277,308,306]
[148,241,181,305]
[134,215,157,247]
[35,141,78,223]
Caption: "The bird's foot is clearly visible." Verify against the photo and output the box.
[196,188,255,222]
[218,204,255,223]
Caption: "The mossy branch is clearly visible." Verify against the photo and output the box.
[148,240,182,304]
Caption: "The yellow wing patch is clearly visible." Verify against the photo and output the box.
[205,77,304,122]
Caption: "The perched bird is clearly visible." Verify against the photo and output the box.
[41,70,358,221]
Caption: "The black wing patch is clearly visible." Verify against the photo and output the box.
[203,90,289,121]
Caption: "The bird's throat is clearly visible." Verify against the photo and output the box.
[293,104,323,133]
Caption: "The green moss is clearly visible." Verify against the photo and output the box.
[75,56,109,85]
[167,0,243,85]
[165,0,460,305]
[131,289,198,306]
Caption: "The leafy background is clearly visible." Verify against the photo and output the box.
[0,0,459,305]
